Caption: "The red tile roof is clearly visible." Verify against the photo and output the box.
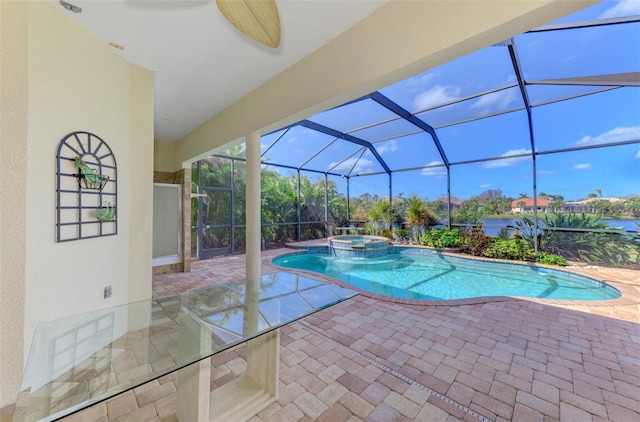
[511,197,550,207]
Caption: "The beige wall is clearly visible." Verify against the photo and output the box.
[154,140,176,173]
[129,65,155,302]
[0,0,29,409]
[0,1,154,407]
[172,0,596,171]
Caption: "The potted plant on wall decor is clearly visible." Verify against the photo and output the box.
[96,201,116,221]
[74,156,109,190]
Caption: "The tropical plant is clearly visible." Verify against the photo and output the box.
[395,228,410,241]
[327,180,348,224]
[404,194,438,243]
[461,226,492,256]
[364,221,383,236]
[484,238,534,261]
[534,252,568,266]
[450,208,482,226]
[421,228,462,248]
[497,227,512,240]
[516,213,639,268]
[369,199,390,222]
[624,196,640,217]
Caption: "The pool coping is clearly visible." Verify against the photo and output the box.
[268,245,640,308]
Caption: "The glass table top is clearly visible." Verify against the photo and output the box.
[12,272,358,422]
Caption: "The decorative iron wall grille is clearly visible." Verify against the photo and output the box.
[56,131,118,242]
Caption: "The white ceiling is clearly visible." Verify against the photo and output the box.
[53,0,387,142]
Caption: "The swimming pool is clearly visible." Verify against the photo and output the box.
[272,250,620,301]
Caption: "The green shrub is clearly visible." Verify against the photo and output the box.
[421,228,462,248]
[395,228,410,241]
[461,226,491,256]
[484,238,534,261]
[534,252,568,266]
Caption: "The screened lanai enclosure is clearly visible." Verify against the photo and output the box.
[192,3,640,269]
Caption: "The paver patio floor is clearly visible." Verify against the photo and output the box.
[64,247,640,421]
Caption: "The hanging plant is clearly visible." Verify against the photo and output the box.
[74,156,109,190]
[96,201,116,221]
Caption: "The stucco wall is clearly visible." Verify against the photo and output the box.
[0,0,29,408]
[154,140,176,173]
[0,1,154,407]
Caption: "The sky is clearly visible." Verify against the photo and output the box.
[256,0,640,202]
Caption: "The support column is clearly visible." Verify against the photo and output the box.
[296,169,301,242]
[324,174,329,236]
[346,177,350,223]
[246,132,261,280]
[241,132,279,421]
[447,169,452,229]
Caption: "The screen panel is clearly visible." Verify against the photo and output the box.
[437,110,532,163]
[380,47,516,113]
[532,87,640,152]
[373,132,444,171]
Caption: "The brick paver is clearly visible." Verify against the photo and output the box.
[44,246,640,421]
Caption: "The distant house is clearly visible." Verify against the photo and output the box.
[511,197,550,214]
[435,196,463,210]
[564,201,589,213]
[565,197,623,213]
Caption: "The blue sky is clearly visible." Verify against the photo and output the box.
[258,0,639,202]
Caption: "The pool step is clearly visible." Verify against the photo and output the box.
[351,240,365,248]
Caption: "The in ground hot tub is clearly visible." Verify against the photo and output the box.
[328,235,390,258]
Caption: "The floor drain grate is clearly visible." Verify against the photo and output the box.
[300,320,493,422]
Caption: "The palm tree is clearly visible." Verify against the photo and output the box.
[404,194,437,243]
[369,199,393,236]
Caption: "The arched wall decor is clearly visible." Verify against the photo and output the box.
[56,131,118,242]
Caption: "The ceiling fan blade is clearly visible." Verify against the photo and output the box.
[216,0,281,48]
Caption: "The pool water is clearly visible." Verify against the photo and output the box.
[273,252,620,301]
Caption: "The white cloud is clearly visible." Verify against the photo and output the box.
[635,150,640,159]
[329,157,374,175]
[482,149,532,168]
[599,0,640,19]
[420,161,447,177]
[479,184,491,188]
[505,74,518,84]
[376,140,398,155]
[413,85,461,110]
[538,170,556,175]
[407,71,439,88]
[572,126,640,147]
[470,89,519,114]
[573,163,592,170]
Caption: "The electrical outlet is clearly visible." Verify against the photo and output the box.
[104,285,112,299]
